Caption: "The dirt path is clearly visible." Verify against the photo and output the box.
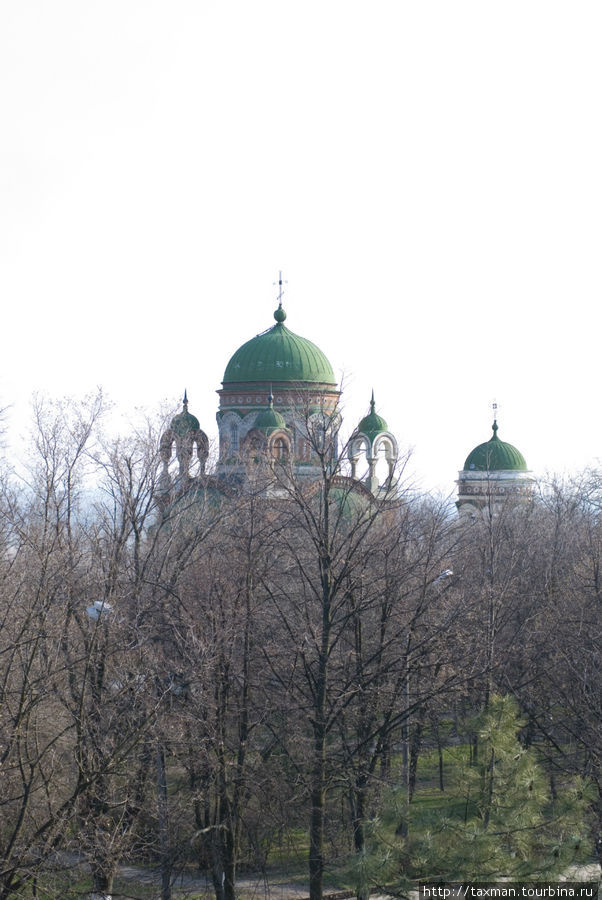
[116,864,311,899]
[53,853,601,900]
[55,853,314,898]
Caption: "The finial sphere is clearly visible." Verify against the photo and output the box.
[274,306,287,323]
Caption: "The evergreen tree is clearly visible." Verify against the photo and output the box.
[354,695,593,895]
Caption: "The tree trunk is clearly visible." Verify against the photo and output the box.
[309,726,327,900]
[210,832,225,900]
[351,777,367,855]
[308,538,332,900]
[408,707,425,802]
[351,777,368,900]
[156,743,172,900]
[482,747,495,831]
[223,825,236,900]
[90,867,114,900]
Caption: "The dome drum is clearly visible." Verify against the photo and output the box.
[218,385,339,415]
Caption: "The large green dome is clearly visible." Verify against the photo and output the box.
[223,306,336,386]
[464,422,527,472]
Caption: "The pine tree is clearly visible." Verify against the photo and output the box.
[354,695,593,895]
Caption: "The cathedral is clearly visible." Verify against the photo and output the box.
[158,286,532,512]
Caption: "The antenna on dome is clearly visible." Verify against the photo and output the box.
[273,270,287,307]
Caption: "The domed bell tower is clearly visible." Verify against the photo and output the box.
[159,391,209,496]
[348,392,398,495]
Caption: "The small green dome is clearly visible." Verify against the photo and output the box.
[464,422,527,472]
[357,392,388,444]
[329,485,370,521]
[171,391,200,436]
[254,396,286,434]
[223,306,336,385]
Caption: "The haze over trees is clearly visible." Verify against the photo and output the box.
[0,395,598,900]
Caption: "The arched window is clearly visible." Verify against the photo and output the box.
[231,423,239,452]
[272,437,288,460]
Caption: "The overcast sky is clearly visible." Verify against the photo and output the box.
[1,1,601,494]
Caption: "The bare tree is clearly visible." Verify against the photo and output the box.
[0,392,109,899]
[254,402,425,900]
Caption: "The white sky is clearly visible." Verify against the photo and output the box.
[1,1,601,495]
